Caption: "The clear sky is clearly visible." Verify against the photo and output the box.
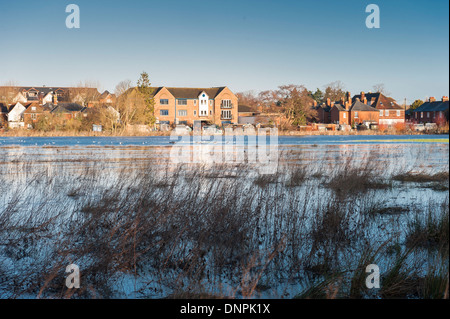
[0,0,448,103]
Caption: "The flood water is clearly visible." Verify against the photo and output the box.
[0,134,448,299]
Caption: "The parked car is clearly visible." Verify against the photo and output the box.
[413,124,425,132]
[425,123,438,131]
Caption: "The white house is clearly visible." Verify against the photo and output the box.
[12,92,27,104]
[7,102,27,128]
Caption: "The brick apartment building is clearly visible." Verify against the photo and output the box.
[151,86,238,127]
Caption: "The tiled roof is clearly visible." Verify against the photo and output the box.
[353,92,403,110]
[332,103,346,112]
[238,104,254,112]
[350,99,378,112]
[50,103,85,113]
[151,87,226,99]
[412,101,449,112]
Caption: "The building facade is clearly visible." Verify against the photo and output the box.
[152,87,238,127]
[411,96,449,124]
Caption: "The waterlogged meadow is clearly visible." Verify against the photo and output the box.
[0,135,448,299]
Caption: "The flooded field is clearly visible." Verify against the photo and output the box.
[0,135,448,299]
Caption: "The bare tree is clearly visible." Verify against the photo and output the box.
[258,90,279,110]
[323,81,346,101]
[372,83,390,96]
[114,80,133,97]
[236,91,259,110]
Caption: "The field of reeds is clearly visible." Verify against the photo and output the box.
[0,142,448,299]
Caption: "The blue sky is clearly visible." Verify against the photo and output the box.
[0,0,448,103]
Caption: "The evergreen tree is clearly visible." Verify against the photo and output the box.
[136,72,156,125]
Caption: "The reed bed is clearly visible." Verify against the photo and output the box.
[0,144,448,299]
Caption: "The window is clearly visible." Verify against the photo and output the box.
[210,110,212,115]
[354,112,358,118]
[160,99,169,105]
[385,110,389,116]
[31,106,36,111]
[194,100,197,106]
[160,110,169,116]
[194,110,197,116]
[396,110,401,117]
[222,99,232,108]
[343,113,347,119]
[178,99,187,105]
[178,110,187,116]
[380,110,383,116]
[31,114,37,120]
[221,110,231,119]
[209,100,213,106]
[427,112,430,118]
[421,112,423,118]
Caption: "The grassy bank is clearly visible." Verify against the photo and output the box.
[1,128,448,138]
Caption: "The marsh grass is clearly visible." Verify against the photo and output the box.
[0,146,448,299]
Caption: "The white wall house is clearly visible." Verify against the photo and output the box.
[7,102,26,128]
[13,92,27,104]
[198,91,209,117]
[42,92,54,104]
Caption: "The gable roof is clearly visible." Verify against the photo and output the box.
[151,87,226,99]
[353,92,403,110]
[23,103,46,114]
[350,99,379,112]
[332,103,346,112]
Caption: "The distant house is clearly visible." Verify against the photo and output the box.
[352,92,405,125]
[23,103,49,128]
[411,96,449,124]
[331,98,379,126]
[0,86,100,106]
[99,90,116,105]
[50,103,86,120]
[238,104,261,124]
[7,102,27,128]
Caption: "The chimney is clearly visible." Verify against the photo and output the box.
[313,100,317,107]
[340,97,345,106]
[360,91,365,102]
[363,97,368,104]
[442,96,449,102]
[347,91,352,105]
[326,98,331,107]
[331,102,335,107]
[429,97,436,102]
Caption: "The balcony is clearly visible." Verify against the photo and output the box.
[221,103,233,109]
[221,114,233,120]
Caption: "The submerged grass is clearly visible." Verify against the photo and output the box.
[0,145,448,299]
